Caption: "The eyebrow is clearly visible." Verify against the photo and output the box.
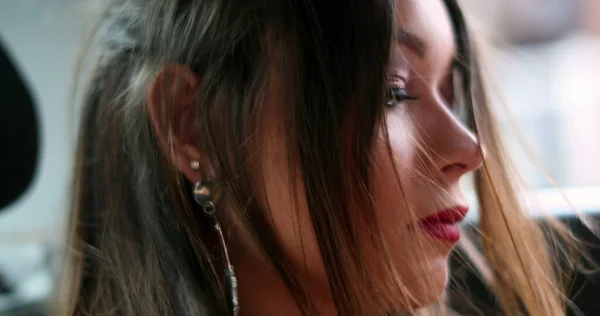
[395,28,427,58]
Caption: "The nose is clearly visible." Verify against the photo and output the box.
[427,104,482,182]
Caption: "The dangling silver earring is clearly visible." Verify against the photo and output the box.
[193,177,239,316]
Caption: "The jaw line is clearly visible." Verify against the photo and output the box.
[401,259,448,284]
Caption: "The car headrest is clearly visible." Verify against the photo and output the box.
[0,39,39,210]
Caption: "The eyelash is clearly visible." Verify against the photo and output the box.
[386,87,418,108]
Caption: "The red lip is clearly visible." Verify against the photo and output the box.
[417,206,468,242]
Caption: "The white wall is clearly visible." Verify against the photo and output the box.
[0,0,89,242]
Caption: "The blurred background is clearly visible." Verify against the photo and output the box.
[1,0,599,314]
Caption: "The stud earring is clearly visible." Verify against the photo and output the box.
[192,177,239,316]
[190,160,201,170]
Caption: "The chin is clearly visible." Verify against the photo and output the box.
[401,261,449,309]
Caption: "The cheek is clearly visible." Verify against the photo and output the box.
[250,70,327,287]
[257,116,325,280]
[256,110,453,305]
[369,115,451,294]
[371,114,418,224]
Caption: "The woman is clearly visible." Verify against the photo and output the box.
[58,0,574,315]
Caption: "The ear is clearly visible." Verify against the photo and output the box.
[147,63,205,183]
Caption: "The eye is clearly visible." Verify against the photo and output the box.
[440,74,455,110]
[443,67,469,124]
[386,87,418,108]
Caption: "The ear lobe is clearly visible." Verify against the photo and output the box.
[147,64,205,182]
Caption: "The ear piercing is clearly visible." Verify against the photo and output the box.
[190,160,201,170]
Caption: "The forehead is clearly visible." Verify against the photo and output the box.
[395,0,455,66]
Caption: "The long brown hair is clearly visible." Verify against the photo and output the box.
[57,0,576,315]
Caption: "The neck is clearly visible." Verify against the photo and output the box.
[228,235,337,316]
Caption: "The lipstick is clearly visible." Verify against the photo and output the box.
[417,206,468,242]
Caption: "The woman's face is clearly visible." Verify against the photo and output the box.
[256,0,482,309]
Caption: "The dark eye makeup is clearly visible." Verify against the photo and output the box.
[386,87,418,108]
[385,63,466,114]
